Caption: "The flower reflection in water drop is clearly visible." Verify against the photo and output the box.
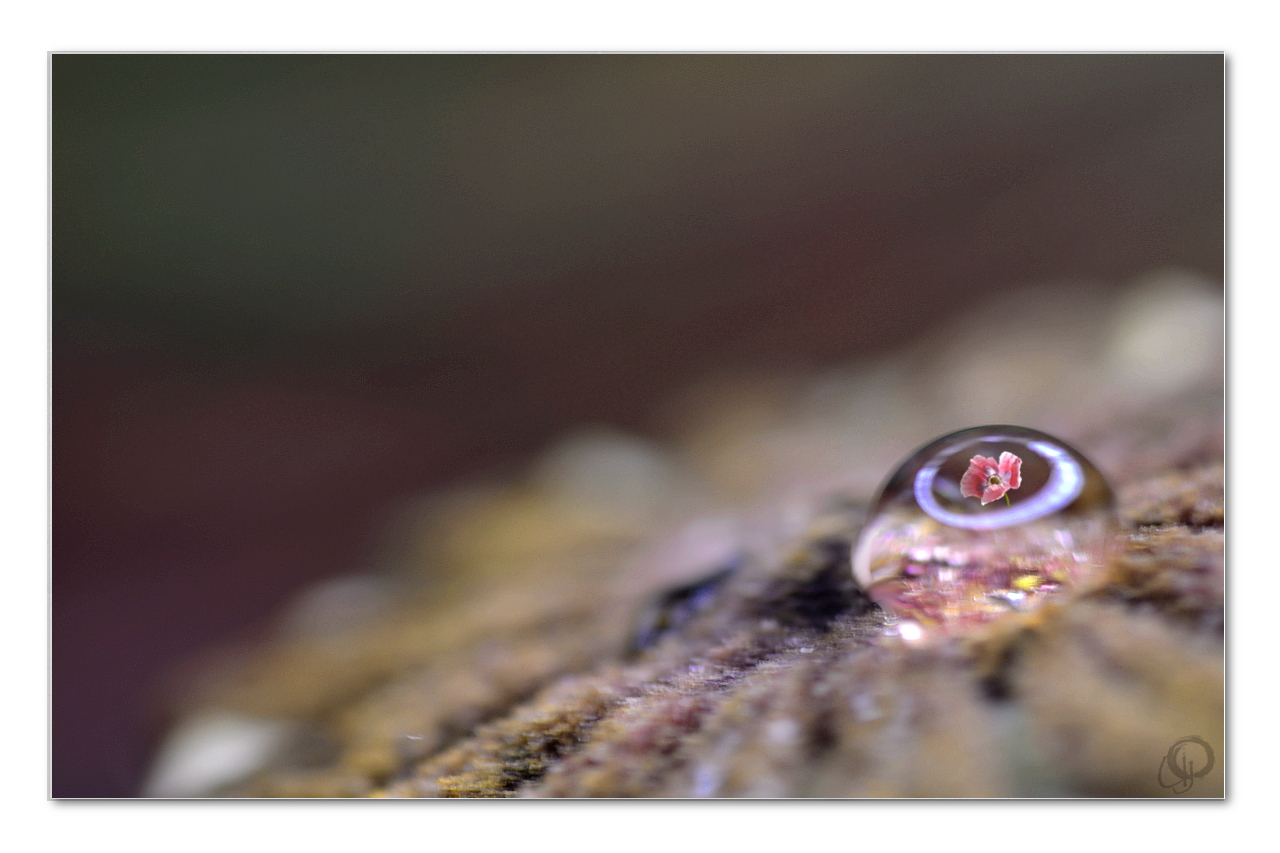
[852,426,1117,640]
[960,451,1023,505]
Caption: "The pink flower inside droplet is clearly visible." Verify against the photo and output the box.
[960,451,1023,505]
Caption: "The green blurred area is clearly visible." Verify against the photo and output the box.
[55,54,1223,352]
[56,55,510,342]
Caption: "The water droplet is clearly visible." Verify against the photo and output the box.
[852,425,1117,638]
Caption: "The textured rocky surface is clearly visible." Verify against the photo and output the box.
[145,272,1224,798]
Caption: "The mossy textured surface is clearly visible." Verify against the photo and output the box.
[152,276,1224,798]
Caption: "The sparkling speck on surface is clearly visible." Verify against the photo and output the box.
[852,425,1118,639]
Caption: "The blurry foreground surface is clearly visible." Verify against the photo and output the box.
[147,273,1223,797]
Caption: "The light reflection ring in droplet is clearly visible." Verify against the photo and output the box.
[913,440,1084,531]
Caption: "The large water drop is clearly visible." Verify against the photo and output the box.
[851,425,1118,639]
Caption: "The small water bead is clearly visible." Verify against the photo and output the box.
[851,425,1118,640]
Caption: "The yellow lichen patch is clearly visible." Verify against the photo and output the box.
[392,677,623,798]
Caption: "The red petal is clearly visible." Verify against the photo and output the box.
[998,452,1023,489]
[960,455,995,499]
[981,483,1008,504]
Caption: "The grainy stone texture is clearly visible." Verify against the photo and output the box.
[147,272,1224,798]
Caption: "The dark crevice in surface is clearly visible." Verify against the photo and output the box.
[750,537,875,632]
[626,563,738,658]
[977,639,1022,702]
[1132,518,1224,535]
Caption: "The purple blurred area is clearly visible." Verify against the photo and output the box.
[52,54,1222,797]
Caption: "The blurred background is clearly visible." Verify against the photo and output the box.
[53,54,1223,797]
